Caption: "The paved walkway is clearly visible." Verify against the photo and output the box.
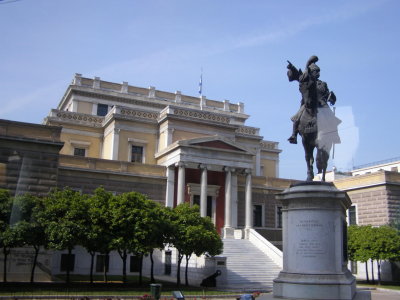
[255,288,400,300]
[370,288,400,300]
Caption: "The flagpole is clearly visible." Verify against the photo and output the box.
[198,67,203,97]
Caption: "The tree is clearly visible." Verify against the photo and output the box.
[348,225,374,283]
[182,217,223,286]
[169,203,223,286]
[83,187,114,283]
[371,226,400,283]
[110,191,153,284]
[11,193,47,283]
[348,225,400,284]
[0,189,14,282]
[39,188,88,283]
[133,201,170,283]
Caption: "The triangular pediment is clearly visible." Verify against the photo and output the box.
[179,136,249,153]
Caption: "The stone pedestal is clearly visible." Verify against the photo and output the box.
[273,182,369,300]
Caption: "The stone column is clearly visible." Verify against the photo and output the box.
[165,165,175,207]
[200,164,208,217]
[245,169,253,230]
[176,162,186,205]
[224,167,232,228]
[231,170,238,228]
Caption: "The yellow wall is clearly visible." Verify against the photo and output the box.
[118,129,157,164]
[261,159,277,177]
[77,101,93,114]
[59,132,102,158]
[158,130,166,152]
[103,128,113,160]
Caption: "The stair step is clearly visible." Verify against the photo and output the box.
[221,238,281,288]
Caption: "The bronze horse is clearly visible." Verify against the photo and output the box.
[287,56,340,181]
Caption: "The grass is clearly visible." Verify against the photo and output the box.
[357,280,400,291]
[0,275,240,297]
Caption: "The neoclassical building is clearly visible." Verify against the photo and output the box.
[1,74,293,286]
[42,74,291,237]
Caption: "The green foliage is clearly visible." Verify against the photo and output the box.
[40,188,88,251]
[348,224,400,283]
[348,225,400,263]
[84,187,115,254]
[169,203,223,286]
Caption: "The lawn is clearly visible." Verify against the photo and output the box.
[0,275,241,298]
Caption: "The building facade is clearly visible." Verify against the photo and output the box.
[1,74,293,284]
[329,162,400,282]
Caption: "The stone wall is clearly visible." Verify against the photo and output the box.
[347,185,400,226]
[58,167,166,204]
[0,120,63,196]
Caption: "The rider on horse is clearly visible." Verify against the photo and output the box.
[287,56,337,144]
[286,56,341,181]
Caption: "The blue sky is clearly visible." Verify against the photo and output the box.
[1,0,399,180]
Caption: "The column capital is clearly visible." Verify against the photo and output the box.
[224,166,233,172]
[244,168,253,175]
[176,161,187,168]
[199,164,208,170]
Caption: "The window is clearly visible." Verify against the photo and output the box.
[193,195,212,218]
[60,254,75,272]
[276,206,283,228]
[253,205,263,227]
[391,166,398,172]
[131,145,144,163]
[97,104,108,116]
[164,251,172,275]
[73,147,86,157]
[130,255,141,272]
[96,254,109,272]
[348,205,357,225]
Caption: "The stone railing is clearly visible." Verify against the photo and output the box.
[47,109,104,127]
[248,228,283,268]
[72,74,246,115]
[260,140,280,151]
[235,126,259,136]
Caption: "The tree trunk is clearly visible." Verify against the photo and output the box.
[89,251,95,284]
[2,247,9,282]
[150,250,155,283]
[30,245,40,283]
[176,252,183,287]
[377,260,381,284]
[103,251,109,283]
[139,253,144,286]
[122,250,127,284]
[185,255,191,286]
[365,262,370,283]
[371,260,375,284]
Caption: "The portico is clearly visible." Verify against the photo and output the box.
[155,136,254,237]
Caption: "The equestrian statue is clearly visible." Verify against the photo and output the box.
[287,55,341,181]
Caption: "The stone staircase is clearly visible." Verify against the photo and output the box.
[220,238,282,290]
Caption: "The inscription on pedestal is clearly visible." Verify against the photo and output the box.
[295,219,327,259]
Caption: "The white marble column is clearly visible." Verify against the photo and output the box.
[165,165,175,207]
[245,168,253,229]
[200,164,208,217]
[231,170,238,228]
[177,162,186,205]
[224,167,232,228]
